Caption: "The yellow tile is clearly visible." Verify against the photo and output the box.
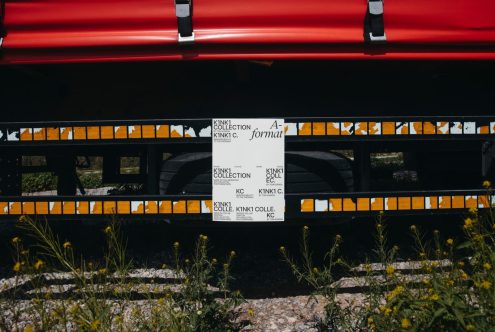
[398,197,411,210]
[156,125,170,138]
[187,200,201,214]
[101,126,114,139]
[428,196,439,209]
[60,128,73,140]
[370,198,384,211]
[145,201,158,214]
[340,122,353,136]
[478,125,489,134]
[77,201,89,215]
[411,122,423,134]
[368,122,381,135]
[73,127,86,140]
[22,202,35,214]
[357,198,370,211]
[33,128,46,141]
[385,197,397,210]
[114,126,127,139]
[63,201,76,214]
[87,127,100,140]
[90,201,103,214]
[326,122,340,135]
[128,126,142,139]
[301,199,314,212]
[103,201,116,214]
[312,122,325,136]
[423,122,436,134]
[465,196,478,209]
[452,196,465,209]
[131,201,145,214]
[201,200,213,213]
[0,202,8,215]
[329,198,342,212]
[412,197,425,210]
[117,201,131,214]
[355,122,368,135]
[343,198,356,211]
[47,128,60,141]
[142,125,156,138]
[439,196,451,209]
[382,122,395,135]
[173,200,186,214]
[9,202,22,215]
[159,201,172,214]
[49,202,62,214]
[478,195,490,208]
[36,202,49,214]
[298,123,311,136]
[20,128,33,141]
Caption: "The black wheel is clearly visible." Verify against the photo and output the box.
[159,151,353,195]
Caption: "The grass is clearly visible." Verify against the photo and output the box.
[1,217,243,331]
[280,184,495,331]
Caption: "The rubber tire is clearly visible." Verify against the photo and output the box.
[159,151,353,195]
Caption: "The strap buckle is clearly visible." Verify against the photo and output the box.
[366,0,386,43]
[175,0,194,44]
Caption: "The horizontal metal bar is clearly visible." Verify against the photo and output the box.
[0,190,490,221]
[1,117,495,146]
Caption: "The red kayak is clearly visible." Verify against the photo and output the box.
[1,0,495,63]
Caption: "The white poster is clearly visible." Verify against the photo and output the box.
[212,119,285,222]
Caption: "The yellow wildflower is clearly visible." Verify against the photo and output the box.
[98,268,108,275]
[13,262,21,273]
[447,279,454,286]
[480,280,492,289]
[11,237,21,245]
[34,259,44,271]
[401,318,411,329]
[410,225,417,232]
[466,324,475,331]
[386,265,395,275]
[483,180,491,189]
[63,241,72,249]
[461,272,469,281]
[458,261,465,267]
[367,317,374,326]
[446,238,454,246]
[230,250,236,257]
[379,306,392,316]
[104,226,112,234]
[335,234,342,242]
[279,246,286,253]
[430,294,440,301]
[483,262,492,270]
[464,218,473,229]
[312,267,319,273]
[23,326,34,332]
[247,308,254,317]
[303,225,309,231]
[90,319,101,331]
[173,241,180,249]
[469,207,478,214]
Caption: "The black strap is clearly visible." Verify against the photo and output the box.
[175,0,193,39]
[0,0,5,39]
[364,0,385,43]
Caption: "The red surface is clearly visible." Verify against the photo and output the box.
[1,0,495,63]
